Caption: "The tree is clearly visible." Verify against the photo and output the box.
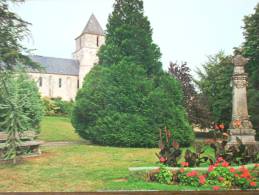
[72,0,194,147]
[98,0,162,76]
[242,3,259,136]
[195,52,233,126]
[169,62,211,127]
[0,0,41,163]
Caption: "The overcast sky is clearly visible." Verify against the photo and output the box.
[11,0,258,76]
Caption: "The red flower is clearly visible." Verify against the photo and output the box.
[234,174,239,178]
[208,165,215,172]
[218,177,224,182]
[229,167,235,173]
[250,182,256,187]
[213,186,220,191]
[241,170,251,179]
[254,164,259,168]
[239,165,246,172]
[217,157,224,162]
[219,124,224,130]
[179,168,185,173]
[199,175,206,185]
[187,170,198,177]
[221,161,229,167]
[181,162,189,167]
[159,156,166,163]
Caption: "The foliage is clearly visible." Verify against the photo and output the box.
[0,73,44,133]
[156,128,182,166]
[169,62,211,127]
[195,52,233,126]
[0,0,38,71]
[242,3,259,136]
[98,0,162,76]
[184,144,212,167]
[43,97,74,116]
[0,72,29,163]
[72,0,193,147]
[210,137,259,165]
[177,170,202,187]
[154,164,173,184]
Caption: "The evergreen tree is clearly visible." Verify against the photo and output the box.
[0,0,42,163]
[72,0,194,147]
[242,3,259,136]
[98,0,162,76]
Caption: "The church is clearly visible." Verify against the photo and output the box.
[28,14,105,101]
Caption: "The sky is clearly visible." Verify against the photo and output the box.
[11,0,258,76]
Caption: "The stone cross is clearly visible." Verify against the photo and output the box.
[228,55,256,145]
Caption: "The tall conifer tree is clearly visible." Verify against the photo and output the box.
[72,0,194,147]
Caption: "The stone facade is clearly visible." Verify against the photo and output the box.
[28,14,105,101]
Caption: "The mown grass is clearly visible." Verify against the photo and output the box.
[0,116,220,191]
[38,116,82,142]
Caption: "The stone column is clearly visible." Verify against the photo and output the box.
[228,55,256,145]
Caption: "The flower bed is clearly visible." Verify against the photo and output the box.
[128,162,259,191]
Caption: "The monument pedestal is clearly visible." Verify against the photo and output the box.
[228,128,256,145]
[227,55,256,147]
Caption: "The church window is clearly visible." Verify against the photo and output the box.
[97,36,99,47]
[39,77,43,87]
[59,78,62,88]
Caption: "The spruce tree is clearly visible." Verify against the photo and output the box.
[72,0,194,147]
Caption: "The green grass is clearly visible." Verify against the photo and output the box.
[0,116,253,192]
[38,116,82,142]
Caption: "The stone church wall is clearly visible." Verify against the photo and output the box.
[28,73,79,101]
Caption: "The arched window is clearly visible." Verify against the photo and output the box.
[59,78,62,88]
[39,77,43,87]
[97,36,99,47]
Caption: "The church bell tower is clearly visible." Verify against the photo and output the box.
[74,14,105,87]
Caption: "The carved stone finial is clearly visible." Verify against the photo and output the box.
[232,55,249,67]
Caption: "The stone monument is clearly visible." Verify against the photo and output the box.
[228,54,256,145]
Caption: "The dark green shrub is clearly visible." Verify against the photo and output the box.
[72,60,194,147]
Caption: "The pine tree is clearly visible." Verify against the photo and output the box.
[72,0,194,147]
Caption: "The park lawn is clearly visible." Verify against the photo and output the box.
[38,116,83,142]
[0,116,213,191]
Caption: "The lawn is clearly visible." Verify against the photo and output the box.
[38,116,82,142]
[0,116,215,191]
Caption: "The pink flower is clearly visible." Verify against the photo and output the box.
[221,161,229,167]
[254,164,259,168]
[217,157,224,162]
[250,182,256,187]
[229,167,235,173]
[218,177,224,181]
[213,186,220,191]
[181,162,189,167]
[199,175,206,185]
[208,165,215,172]
[159,156,166,163]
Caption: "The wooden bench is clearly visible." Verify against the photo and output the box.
[0,131,37,143]
[0,131,42,159]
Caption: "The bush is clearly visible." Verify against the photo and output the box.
[43,97,74,116]
[72,60,194,147]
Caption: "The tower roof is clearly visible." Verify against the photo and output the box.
[81,14,104,36]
